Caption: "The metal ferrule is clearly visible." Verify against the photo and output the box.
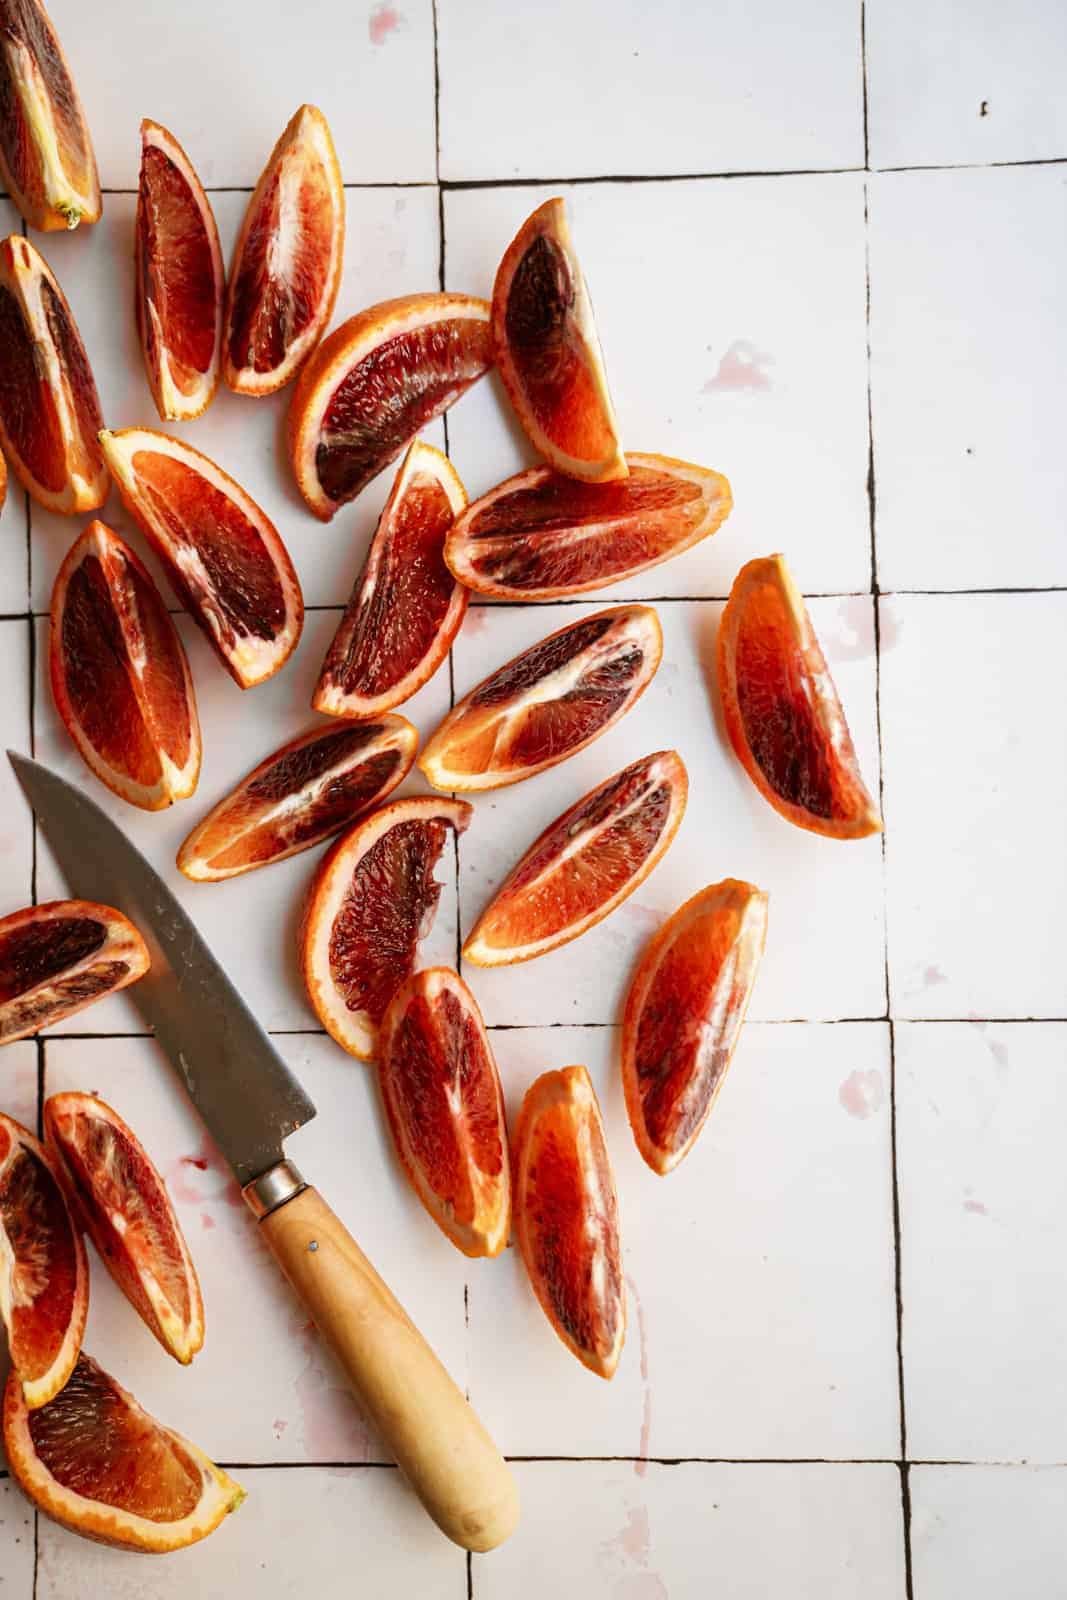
[242,1159,307,1219]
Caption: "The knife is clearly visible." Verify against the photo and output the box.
[9,752,519,1554]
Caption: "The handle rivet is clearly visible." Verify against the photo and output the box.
[308,1239,319,1252]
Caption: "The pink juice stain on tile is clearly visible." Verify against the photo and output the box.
[963,1198,989,1216]
[166,1144,245,1212]
[462,605,491,635]
[598,1284,667,1600]
[924,964,949,987]
[829,596,875,662]
[703,339,773,393]
[368,3,402,45]
[838,1068,884,1120]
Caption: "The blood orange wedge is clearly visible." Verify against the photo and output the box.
[464,750,687,967]
[314,440,468,718]
[44,1093,204,1365]
[0,234,106,513]
[0,0,101,231]
[0,1112,87,1408]
[378,968,510,1258]
[99,427,304,689]
[50,520,202,809]
[492,197,625,484]
[718,554,882,839]
[223,104,344,398]
[289,292,493,520]
[177,716,418,882]
[135,119,224,422]
[621,880,768,1177]
[3,1353,244,1552]
[420,604,663,792]
[302,796,472,1061]
[0,900,149,1045]
[512,1065,624,1378]
[445,453,732,600]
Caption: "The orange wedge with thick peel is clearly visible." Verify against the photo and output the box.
[177,716,418,882]
[378,968,511,1258]
[314,439,468,718]
[44,1093,204,1365]
[420,604,663,792]
[0,0,101,231]
[718,554,882,839]
[0,235,106,513]
[621,880,768,1176]
[0,899,149,1045]
[3,1353,244,1552]
[464,750,687,967]
[0,1112,88,1409]
[302,796,473,1061]
[288,292,493,520]
[445,453,731,600]
[492,197,626,483]
[136,119,225,421]
[223,104,344,397]
[512,1065,625,1378]
[100,427,304,689]
[50,520,202,809]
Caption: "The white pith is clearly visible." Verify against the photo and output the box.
[3,40,97,226]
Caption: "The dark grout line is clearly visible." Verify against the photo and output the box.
[466,1548,474,1600]
[442,168,868,190]
[860,0,871,172]
[98,181,438,196]
[504,1454,901,1466]
[877,155,1067,174]
[900,1461,916,1600]
[32,1507,39,1600]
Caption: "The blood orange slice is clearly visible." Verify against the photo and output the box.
[3,1353,244,1552]
[313,440,468,718]
[0,1112,87,1408]
[512,1065,624,1378]
[378,968,510,1258]
[492,197,625,484]
[99,427,304,689]
[718,554,882,839]
[44,1093,204,1365]
[0,234,106,513]
[0,900,149,1045]
[288,292,493,520]
[50,520,202,809]
[420,604,663,792]
[464,750,687,967]
[445,453,732,600]
[135,119,224,422]
[223,104,344,398]
[0,0,101,231]
[302,796,472,1061]
[177,716,418,882]
[621,880,768,1176]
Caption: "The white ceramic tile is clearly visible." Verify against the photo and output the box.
[438,0,864,179]
[0,620,32,915]
[866,0,1067,169]
[475,1461,905,1598]
[869,167,1067,591]
[0,1040,38,1131]
[456,598,885,1027]
[897,1022,1067,1462]
[880,594,1065,1020]
[471,1024,898,1459]
[43,1033,469,1465]
[444,177,873,596]
[33,610,455,1034]
[36,1463,462,1599]
[0,201,29,615]
[29,186,442,611]
[911,1465,1067,1600]
[0,1479,34,1600]
[47,0,436,187]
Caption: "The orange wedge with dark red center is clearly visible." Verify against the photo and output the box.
[223,104,344,397]
[0,235,106,513]
[420,604,662,792]
[512,1065,625,1378]
[378,968,511,1258]
[718,554,882,839]
[621,880,768,1176]
[445,453,731,600]
[0,899,149,1045]
[0,0,101,231]
[136,119,224,421]
[177,716,418,882]
[492,197,625,483]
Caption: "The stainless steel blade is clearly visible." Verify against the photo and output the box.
[9,752,316,1185]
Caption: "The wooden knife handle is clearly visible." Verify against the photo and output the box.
[257,1184,519,1552]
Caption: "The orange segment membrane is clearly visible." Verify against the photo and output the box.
[0,1141,80,1382]
[138,143,217,386]
[227,159,333,375]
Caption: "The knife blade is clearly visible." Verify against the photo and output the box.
[8,751,519,1553]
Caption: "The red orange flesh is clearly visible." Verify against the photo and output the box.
[0,899,150,1044]
[0,0,101,231]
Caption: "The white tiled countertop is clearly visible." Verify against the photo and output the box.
[1,2,1065,1596]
